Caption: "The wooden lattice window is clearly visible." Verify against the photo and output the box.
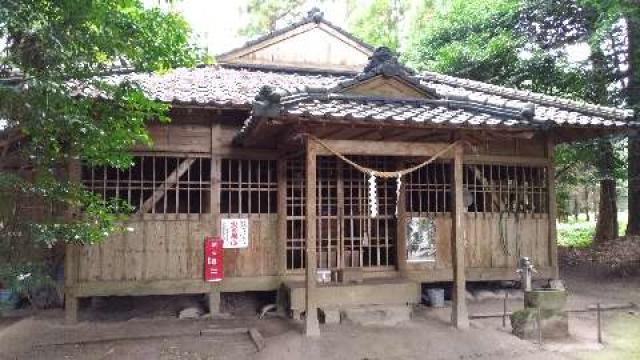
[285,156,397,271]
[286,158,306,270]
[220,159,277,214]
[464,164,548,214]
[81,156,211,214]
[405,162,452,213]
[342,157,397,269]
[404,162,548,215]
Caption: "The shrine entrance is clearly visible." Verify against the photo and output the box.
[285,156,398,272]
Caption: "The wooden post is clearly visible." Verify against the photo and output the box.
[546,135,559,278]
[304,137,320,336]
[65,160,81,323]
[208,284,221,315]
[64,244,80,324]
[211,125,222,228]
[451,143,469,329]
[277,160,287,275]
[396,159,408,276]
[597,303,603,344]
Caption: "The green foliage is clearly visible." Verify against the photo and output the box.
[348,0,409,52]
[404,0,522,80]
[557,213,628,248]
[405,0,637,244]
[557,221,594,248]
[239,0,307,37]
[0,0,198,256]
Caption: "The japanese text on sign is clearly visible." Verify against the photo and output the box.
[221,218,249,248]
[204,236,223,282]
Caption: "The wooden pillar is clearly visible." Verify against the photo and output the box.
[65,160,81,323]
[209,123,224,315]
[396,160,408,276]
[208,284,221,315]
[211,125,222,230]
[304,138,320,336]
[451,144,469,329]
[64,244,79,323]
[277,160,287,275]
[546,135,559,278]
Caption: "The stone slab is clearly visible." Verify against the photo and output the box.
[284,278,420,312]
[341,305,412,327]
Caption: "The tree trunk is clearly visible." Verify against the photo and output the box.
[595,179,618,244]
[594,141,619,245]
[627,13,640,236]
[584,186,590,221]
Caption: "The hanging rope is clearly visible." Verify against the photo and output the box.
[306,134,468,218]
[307,134,464,178]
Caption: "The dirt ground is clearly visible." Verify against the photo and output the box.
[1,266,639,360]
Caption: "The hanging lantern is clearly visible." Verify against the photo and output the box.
[368,173,378,218]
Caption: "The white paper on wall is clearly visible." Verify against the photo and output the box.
[221,218,249,248]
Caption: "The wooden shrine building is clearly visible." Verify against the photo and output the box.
[61,9,636,333]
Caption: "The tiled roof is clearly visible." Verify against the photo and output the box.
[421,71,633,121]
[99,62,633,126]
[104,66,347,107]
[279,94,633,128]
[235,91,637,144]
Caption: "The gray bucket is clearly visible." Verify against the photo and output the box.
[426,288,445,307]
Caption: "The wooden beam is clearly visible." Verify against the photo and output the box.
[451,143,469,329]
[138,158,196,214]
[73,277,282,297]
[314,139,454,158]
[546,135,559,278]
[464,154,550,166]
[304,137,320,336]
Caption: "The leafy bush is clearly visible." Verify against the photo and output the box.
[557,221,594,248]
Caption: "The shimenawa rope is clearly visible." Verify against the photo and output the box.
[306,134,463,178]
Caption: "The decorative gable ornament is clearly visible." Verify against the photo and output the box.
[252,85,283,117]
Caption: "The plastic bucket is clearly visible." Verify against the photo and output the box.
[426,288,445,307]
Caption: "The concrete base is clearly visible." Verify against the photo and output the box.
[319,308,341,324]
[341,305,412,327]
[283,278,420,316]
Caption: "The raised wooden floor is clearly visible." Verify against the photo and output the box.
[283,277,421,315]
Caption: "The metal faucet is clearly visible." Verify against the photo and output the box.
[516,257,537,291]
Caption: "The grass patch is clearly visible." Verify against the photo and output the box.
[580,314,640,360]
[558,221,594,248]
[557,212,628,248]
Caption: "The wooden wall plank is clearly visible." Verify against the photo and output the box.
[124,224,144,281]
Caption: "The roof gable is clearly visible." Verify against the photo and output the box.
[340,75,432,99]
[216,9,373,72]
[334,47,438,99]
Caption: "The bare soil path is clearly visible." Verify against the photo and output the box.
[0,266,638,360]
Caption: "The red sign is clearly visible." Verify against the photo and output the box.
[204,236,223,282]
